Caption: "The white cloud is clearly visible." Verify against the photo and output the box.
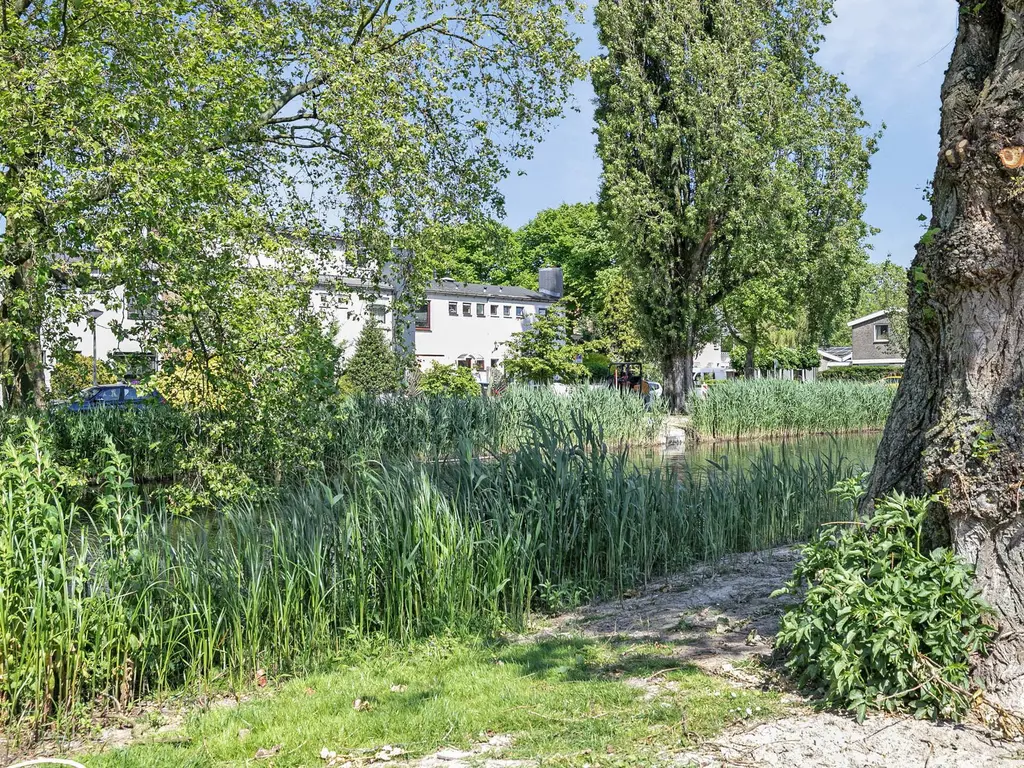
[818,0,958,115]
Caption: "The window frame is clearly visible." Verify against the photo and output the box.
[462,302,472,317]
[873,322,890,343]
[448,302,458,316]
[503,305,511,318]
[490,305,498,317]
[515,306,524,319]
[476,302,485,317]
[414,301,431,331]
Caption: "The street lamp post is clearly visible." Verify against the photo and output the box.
[86,308,103,386]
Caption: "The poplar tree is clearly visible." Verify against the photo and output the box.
[593,0,874,410]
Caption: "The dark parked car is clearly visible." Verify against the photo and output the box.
[59,384,165,412]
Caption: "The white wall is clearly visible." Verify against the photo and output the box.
[694,342,730,374]
[311,282,394,361]
[66,292,146,363]
[414,293,553,382]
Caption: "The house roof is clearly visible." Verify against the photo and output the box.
[847,309,892,327]
[425,278,554,302]
[818,346,853,362]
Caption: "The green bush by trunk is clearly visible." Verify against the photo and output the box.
[774,488,995,722]
[819,365,903,383]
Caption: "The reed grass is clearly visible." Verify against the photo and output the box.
[1,416,862,736]
[687,380,894,440]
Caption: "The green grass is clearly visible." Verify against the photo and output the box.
[87,637,784,767]
[1,419,857,736]
[688,380,894,440]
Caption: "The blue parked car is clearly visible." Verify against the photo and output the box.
[59,384,165,412]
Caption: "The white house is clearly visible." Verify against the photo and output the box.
[66,261,563,386]
[311,266,562,385]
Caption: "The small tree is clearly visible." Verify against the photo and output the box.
[341,321,401,397]
[418,362,480,397]
[502,311,586,384]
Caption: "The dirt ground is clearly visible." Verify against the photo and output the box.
[545,547,1024,768]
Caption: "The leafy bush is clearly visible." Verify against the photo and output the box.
[582,351,612,382]
[774,489,995,722]
[48,353,117,400]
[819,365,903,382]
[418,362,480,396]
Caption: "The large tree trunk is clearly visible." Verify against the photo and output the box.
[867,0,1024,710]
[662,348,692,414]
[744,344,756,379]
[1,248,48,409]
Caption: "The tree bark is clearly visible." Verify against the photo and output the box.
[867,0,1024,711]
[662,349,692,414]
[744,343,756,379]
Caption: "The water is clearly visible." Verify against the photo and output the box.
[646,432,881,475]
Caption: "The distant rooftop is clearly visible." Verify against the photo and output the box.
[426,277,553,302]
[818,346,853,361]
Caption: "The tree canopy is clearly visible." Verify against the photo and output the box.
[0,0,584,406]
[593,0,875,410]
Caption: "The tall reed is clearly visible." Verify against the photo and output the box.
[687,379,894,440]
[1,416,862,735]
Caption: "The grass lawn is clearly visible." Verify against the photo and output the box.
[86,636,784,767]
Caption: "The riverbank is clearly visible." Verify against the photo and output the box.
[11,549,1016,768]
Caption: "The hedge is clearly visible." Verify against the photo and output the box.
[818,365,903,382]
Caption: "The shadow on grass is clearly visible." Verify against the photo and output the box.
[492,635,702,683]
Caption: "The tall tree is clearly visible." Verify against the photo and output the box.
[867,1,1024,710]
[515,202,613,318]
[0,0,583,407]
[593,0,874,411]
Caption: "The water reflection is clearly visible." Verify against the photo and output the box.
[646,432,881,475]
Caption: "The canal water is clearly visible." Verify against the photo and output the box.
[646,431,881,475]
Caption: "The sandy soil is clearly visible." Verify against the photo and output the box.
[546,547,1024,768]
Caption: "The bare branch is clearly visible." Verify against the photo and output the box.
[258,75,329,127]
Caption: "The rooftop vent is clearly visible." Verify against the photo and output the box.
[538,266,564,300]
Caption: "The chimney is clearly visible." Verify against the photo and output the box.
[538,266,564,300]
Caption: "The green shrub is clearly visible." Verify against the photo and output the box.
[774,489,995,722]
[583,352,612,382]
[418,362,480,397]
[340,320,402,396]
[48,353,117,400]
[819,365,903,383]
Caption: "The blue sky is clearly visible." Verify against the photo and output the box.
[498,0,959,267]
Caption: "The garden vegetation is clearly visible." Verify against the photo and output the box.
[0,414,864,734]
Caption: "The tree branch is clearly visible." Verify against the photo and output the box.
[258,75,329,127]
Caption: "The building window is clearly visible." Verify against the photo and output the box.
[370,304,387,322]
[490,358,500,369]
[503,305,511,318]
[476,303,485,317]
[448,302,458,316]
[537,307,547,317]
[414,301,430,330]
[462,302,472,317]
[515,306,524,319]
[874,323,890,343]
[490,305,498,317]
